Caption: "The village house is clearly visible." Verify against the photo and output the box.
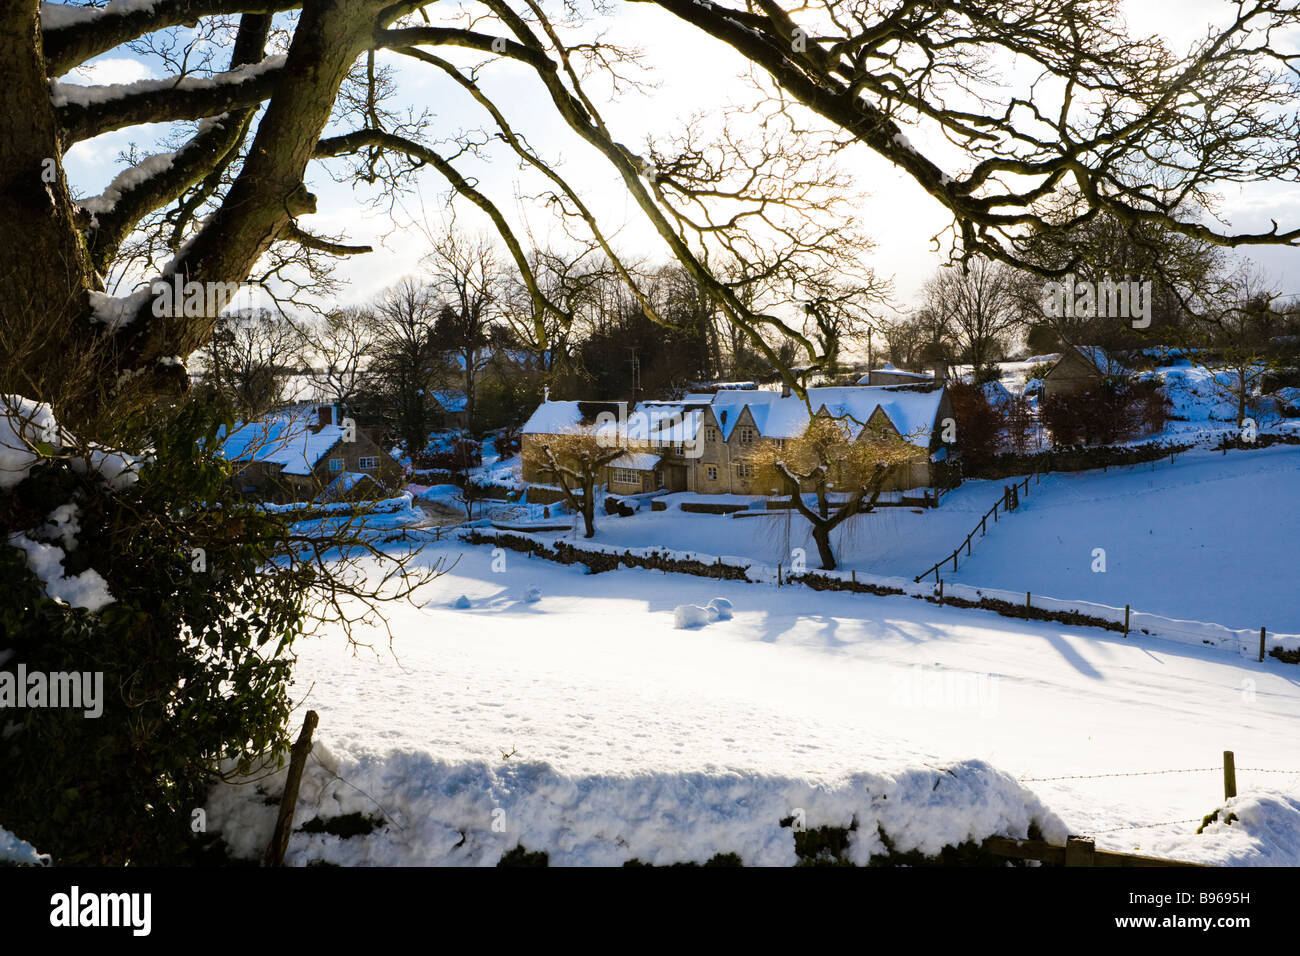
[430,389,469,429]
[221,402,403,503]
[1040,346,1123,403]
[521,383,954,501]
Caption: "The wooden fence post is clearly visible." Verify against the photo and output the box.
[1223,751,1237,801]
[938,580,944,606]
[1259,627,1266,663]
[851,569,856,585]
[777,563,782,587]
[1064,835,1095,867]
[264,710,319,868]
[966,535,971,556]
[1025,591,1031,613]
[952,551,958,572]
[1124,604,1130,637]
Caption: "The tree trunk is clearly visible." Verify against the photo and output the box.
[2,0,388,428]
[0,1,99,418]
[580,479,596,538]
[811,524,836,571]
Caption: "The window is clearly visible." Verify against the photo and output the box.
[735,463,754,479]
[611,467,639,485]
[706,465,718,480]
[706,426,718,442]
[738,427,756,443]
[328,458,343,473]
[359,456,378,470]
[773,439,786,451]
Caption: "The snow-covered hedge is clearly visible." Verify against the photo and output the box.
[205,744,1066,866]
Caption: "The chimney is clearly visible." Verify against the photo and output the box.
[308,404,332,433]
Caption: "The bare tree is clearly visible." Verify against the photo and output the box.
[426,232,505,433]
[9,0,1299,432]
[753,414,919,570]
[192,308,301,418]
[523,432,624,538]
[299,306,380,411]
[1202,263,1283,429]
[369,277,441,457]
[922,259,1025,376]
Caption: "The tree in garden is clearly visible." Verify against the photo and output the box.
[753,414,918,570]
[945,381,1004,473]
[1200,264,1284,430]
[523,432,624,538]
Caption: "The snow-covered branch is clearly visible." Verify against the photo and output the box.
[54,55,284,144]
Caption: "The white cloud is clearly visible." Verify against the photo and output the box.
[62,56,156,87]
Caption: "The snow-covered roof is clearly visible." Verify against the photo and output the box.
[220,404,345,475]
[1067,345,1123,374]
[522,401,587,435]
[856,364,933,385]
[704,386,945,448]
[609,452,661,471]
[431,389,468,413]
[320,471,382,501]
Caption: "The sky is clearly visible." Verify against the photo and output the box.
[58,0,1300,320]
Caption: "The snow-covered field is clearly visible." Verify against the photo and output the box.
[206,535,1300,866]
[510,445,1300,633]
[200,361,1300,867]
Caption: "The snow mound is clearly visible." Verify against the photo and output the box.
[205,746,1065,866]
[0,826,50,866]
[708,597,733,620]
[7,533,114,612]
[1145,791,1300,866]
[523,587,542,604]
[674,604,712,629]
[453,595,472,609]
[0,395,58,489]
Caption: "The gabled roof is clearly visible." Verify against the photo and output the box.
[1063,345,1123,375]
[431,389,468,413]
[525,386,946,450]
[521,400,587,435]
[219,404,345,476]
[857,364,934,384]
[700,385,945,447]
